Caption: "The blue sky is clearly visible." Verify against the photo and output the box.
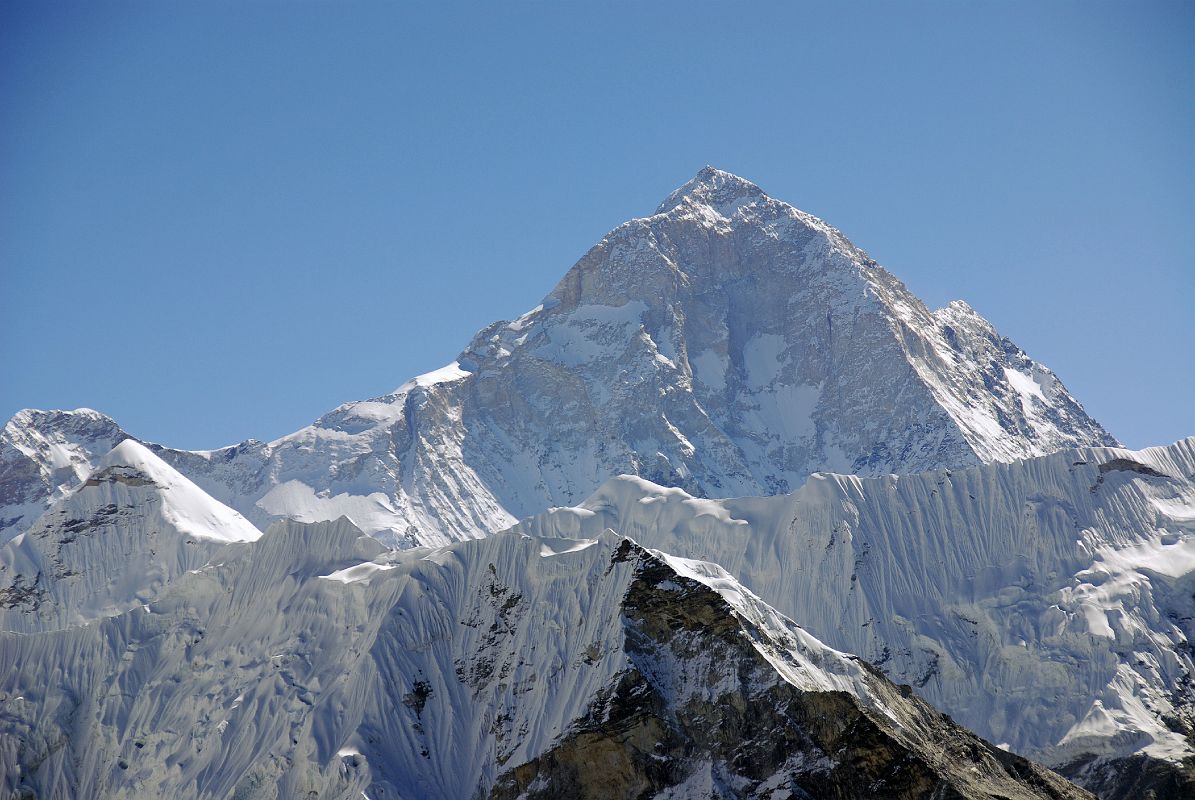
[2,1,1191,450]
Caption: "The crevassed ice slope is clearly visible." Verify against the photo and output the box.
[0,168,1115,547]
[0,445,1088,800]
[510,437,1195,786]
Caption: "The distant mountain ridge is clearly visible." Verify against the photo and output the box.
[0,167,1116,547]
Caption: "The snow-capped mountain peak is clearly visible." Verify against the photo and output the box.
[0,440,259,632]
[0,407,129,536]
[654,164,769,216]
[92,439,261,544]
[0,166,1174,798]
[1,169,1117,549]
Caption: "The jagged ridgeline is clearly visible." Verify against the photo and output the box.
[511,439,1195,797]
[0,442,1089,798]
[3,169,1189,799]
[2,168,1113,549]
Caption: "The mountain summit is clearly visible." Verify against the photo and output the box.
[654,165,768,215]
[1,169,1116,546]
[0,439,259,632]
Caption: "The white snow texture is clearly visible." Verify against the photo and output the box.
[0,167,1186,799]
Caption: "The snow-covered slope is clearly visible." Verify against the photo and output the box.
[0,440,259,633]
[509,437,1195,795]
[0,408,129,539]
[0,495,1089,799]
[0,168,1115,547]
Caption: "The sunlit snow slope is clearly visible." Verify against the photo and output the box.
[510,437,1195,794]
[0,457,1088,799]
[0,168,1115,547]
[0,440,259,633]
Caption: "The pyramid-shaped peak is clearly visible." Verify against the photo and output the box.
[96,438,174,482]
[654,166,769,216]
[88,439,262,543]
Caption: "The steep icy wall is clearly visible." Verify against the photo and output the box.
[0,449,1090,800]
[509,437,1195,790]
[0,168,1115,547]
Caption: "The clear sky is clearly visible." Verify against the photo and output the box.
[2,1,1191,451]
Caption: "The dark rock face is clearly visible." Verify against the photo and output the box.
[491,547,1091,800]
[1091,457,1171,492]
[1058,753,1195,800]
[1097,459,1168,478]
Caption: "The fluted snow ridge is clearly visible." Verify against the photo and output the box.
[508,436,1195,790]
[0,496,1089,800]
